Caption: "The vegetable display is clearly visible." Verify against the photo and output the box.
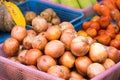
[0,0,26,32]
[49,0,98,9]
[1,1,120,79]
[2,16,120,79]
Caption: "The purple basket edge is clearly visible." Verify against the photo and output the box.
[0,43,120,80]
[92,61,120,80]
[0,54,64,80]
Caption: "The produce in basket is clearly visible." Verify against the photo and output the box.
[79,13,120,50]
[93,0,120,22]
[32,16,48,33]
[45,25,62,41]
[0,0,26,32]
[3,37,19,57]
[2,18,120,80]
[11,25,27,42]
[87,63,105,78]
[69,71,86,80]
[47,65,70,79]
[25,11,37,25]
[37,55,57,72]
[40,8,61,25]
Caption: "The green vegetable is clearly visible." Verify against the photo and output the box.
[60,0,80,8]
[90,0,98,5]
[77,0,92,9]
[50,0,60,3]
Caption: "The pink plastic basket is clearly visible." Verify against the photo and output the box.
[0,43,120,80]
[0,44,64,80]
[40,0,102,19]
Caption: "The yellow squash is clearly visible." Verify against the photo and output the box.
[4,1,26,27]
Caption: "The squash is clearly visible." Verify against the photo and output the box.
[0,1,26,32]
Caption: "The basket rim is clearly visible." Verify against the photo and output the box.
[17,0,84,24]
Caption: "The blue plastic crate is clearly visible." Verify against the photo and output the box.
[74,17,91,31]
[0,0,84,44]
[17,0,83,23]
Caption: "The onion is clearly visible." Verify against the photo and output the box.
[44,40,65,58]
[75,56,92,76]
[59,51,75,68]
[60,28,77,50]
[47,65,70,79]
[32,35,48,51]
[70,36,90,56]
[23,35,34,49]
[45,25,62,41]
[18,50,28,63]
[11,25,27,42]
[38,31,46,38]
[32,16,48,33]
[106,46,120,63]
[3,38,19,57]
[89,43,108,63]
[37,55,57,72]
[27,29,37,36]
[86,36,95,45]
[69,71,86,80]
[25,49,42,65]
[102,58,115,70]
[59,21,75,31]
[87,63,105,78]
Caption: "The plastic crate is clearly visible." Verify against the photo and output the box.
[0,44,63,80]
[0,0,83,44]
[17,0,83,23]
[72,18,120,80]
[0,43,120,80]
[41,0,102,19]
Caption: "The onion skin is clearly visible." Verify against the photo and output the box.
[11,25,27,42]
[25,49,42,65]
[37,55,56,72]
[69,71,86,80]
[75,56,92,76]
[87,63,105,78]
[106,46,120,63]
[89,43,108,63]
[45,40,65,58]
[3,38,19,57]
[45,25,62,41]
[32,35,48,51]
[59,22,75,31]
[60,28,77,50]
[59,51,75,68]
[32,16,48,33]
[18,50,28,64]
[38,31,46,38]
[47,65,70,79]
[23,35,34,49]
[70,36,90,56]
[86,36,95,45]
[102,58,115,70]
[27,29,37,36]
